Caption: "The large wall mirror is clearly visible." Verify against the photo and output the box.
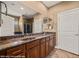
[0,1,20,36]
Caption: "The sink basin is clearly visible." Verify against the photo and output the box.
[0,41,10,45]
[21,36,35,41]
[0,39,19,45]
[0,36,35,45]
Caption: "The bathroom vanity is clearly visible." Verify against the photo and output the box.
[0,32,56,58]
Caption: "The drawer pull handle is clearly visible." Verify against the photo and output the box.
[12,50,22,54]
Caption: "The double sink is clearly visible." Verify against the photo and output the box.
[0,34,46,45]
[0,36,36,45]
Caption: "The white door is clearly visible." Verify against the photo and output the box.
[58,8,79,54]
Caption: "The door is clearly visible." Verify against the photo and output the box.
[58,8,79,54]
[24,23,32,33]
[27,24,31,33]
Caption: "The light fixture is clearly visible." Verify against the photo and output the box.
[43,9,54,30]
[20,7,24,10]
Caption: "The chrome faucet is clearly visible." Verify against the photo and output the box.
[0,1,7,15]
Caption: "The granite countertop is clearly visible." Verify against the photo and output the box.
[0,34,53,51]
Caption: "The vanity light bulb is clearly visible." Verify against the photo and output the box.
[21,7,24,10]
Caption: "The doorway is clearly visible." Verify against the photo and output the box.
[57,8,79,54]
[24,23,32,33]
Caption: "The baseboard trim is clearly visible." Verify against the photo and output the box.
[55,48,79,56]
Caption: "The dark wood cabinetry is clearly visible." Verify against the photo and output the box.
[53,35,56,46]
[26,46,40,58]
[0,50,6,57]
[26,40,40,58]
[0,33,56,58]
[7,45,25,58]
[40,38,46,57]
[46,37,50,56]
[49,35,54,52]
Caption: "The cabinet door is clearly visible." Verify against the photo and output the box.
[26,46,40,58]
[40,43,46,58]
[46,41,49,56]
[53,36,56,47]
[49,40,54,51]
[0,50,6,58]
[49,39,54,52]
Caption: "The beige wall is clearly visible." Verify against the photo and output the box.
[33,2,79,33]
[48,1,79,32]
[48,1,79,47]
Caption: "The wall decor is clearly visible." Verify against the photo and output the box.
[48,24,51,29]
[43,17,48,24]
[48,18,52,22]
[43,17,54,32]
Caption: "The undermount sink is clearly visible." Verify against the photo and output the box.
[21,36,35,41]
[0,36,35,45]
[0,39,19,45]
[0,41,10,45]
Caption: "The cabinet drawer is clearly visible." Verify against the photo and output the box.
[16,53,25,58]
[50,36,53,40]
[7,45,25,56]
[46,37,50,41]
[0,50,6,57]
[26,40,39,49]
[40,38,45,44]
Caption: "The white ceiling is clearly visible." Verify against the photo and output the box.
[2,1,62,18]
[2,1,37,17]
[42,1,61,8]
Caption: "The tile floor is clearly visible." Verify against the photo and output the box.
[47,48,79,58]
